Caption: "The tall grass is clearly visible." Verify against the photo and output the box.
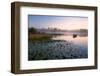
[29,34,52,42]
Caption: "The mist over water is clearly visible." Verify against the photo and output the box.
[28,32,88,60]
[52,35,88,46]
[28,15,88,60]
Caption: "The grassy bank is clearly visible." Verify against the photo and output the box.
[29,34,52,42]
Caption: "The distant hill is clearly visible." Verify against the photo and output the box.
[29,28,88,35]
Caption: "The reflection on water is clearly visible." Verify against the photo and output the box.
[52,35,88,58]
[28,34,88,60]
[52,35,88,47]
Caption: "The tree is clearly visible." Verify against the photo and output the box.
[29,27,37,34]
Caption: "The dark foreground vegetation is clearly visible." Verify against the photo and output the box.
[28,40,88,60]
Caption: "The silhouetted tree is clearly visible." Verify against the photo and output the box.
[29,27,37,34]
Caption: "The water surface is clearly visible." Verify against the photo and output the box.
[28,34,88,60]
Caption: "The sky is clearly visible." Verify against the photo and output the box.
[28,15,88,30]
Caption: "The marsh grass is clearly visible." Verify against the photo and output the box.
[29,34,52,42]
[28,40,88,60]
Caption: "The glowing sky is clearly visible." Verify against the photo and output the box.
[28,15,88,30]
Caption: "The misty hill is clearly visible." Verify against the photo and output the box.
[35,28,88,35]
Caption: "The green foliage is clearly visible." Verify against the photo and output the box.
[29,34,52,42]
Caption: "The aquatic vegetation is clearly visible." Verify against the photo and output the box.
[28,40,88,60]
[29,34,52,42]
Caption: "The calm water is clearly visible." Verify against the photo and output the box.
[52,35,88,47]
[28,34,88,60]
[52,35,88,57]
